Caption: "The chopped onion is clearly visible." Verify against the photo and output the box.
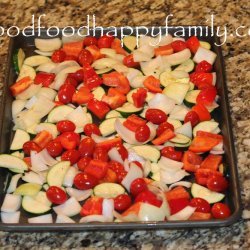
[168,206,196,221]
[52,61,80,74]
[102,199,114,222]
[28,214,53,223]
[210,150,224,155]
[123,159,130,172]
[113,210,140,222]
[79,215,111,223]
[148,94,175,115]
[53,197,81,217]
[7,174,22,193]
[25,96,38,109]
[158,156,184,171]
[138,203,166,221]
[169,181,192,190]
[36,61,57,73]
[143,160,151,177]
[108,147,123,164]
[162,49,191,66]
[66,187,92,202]
[1,211,20,223]
[56,214,75,223]
[128,149,145,164]
[30,151,48,173]
[121,163,143,191]
[148,181,168,192]
[160,169,189,185]
[1,194,21,212]
[39,149,58,166]
[22,171,45,185]
[66,106,89,131]
[63,167,79,187]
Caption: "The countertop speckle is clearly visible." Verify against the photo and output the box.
[0,0,249,249]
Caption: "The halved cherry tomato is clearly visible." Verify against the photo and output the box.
[77,157,91,172]
[46,140,63,157]
[83,63,103,90]
[135,124,150,142]
[195,168,222,186]
[123,114,146,132]
[58,83,76,104]
[171,40,187,52]
[23,141,41,156]
[57,120,76,133]
[78,137,96,157]
[84,123,101,137]
[183,150,203,172]
[99,168,117,183]
[80,197,103,216]
[83,36,98,47]
[143,75,162,93]
[102,88,126,109]
[200,154,222,171]
[62,40,83,57]
[135,190,162,207]
[10,76,33,96]
[190,198,211,213]
[60,131,80,150]
[78,49,93,65]
[165,186,190,201]
[211,203,231,219]
[161,146,183,161]
[98,35,114,48]
[123,54,139,68]
[46,186,67,205]
[84,159,108,180]
[190,72,213,89]
[145,108,167,125]
[74,172,98,190]
[85,45,103,61]
[130,178,148,197]
[87,99,110,119]
[33,131,53,149]
[61,149,81,165]
[207,175,228,192]
[72,87,94,105]
[191,103,211,121]
[111,38,127,56]
[186,36,200,53]
[34,72,55,87]
[195,60,213,73]
[132,88,147,108]
[51,49,66,63]
[156,121,174,136]
[154,44,173,56]
[168,198,190,215]
[184,111,200,127]
[93,147,109,162]
[189,136,220,153]
[114,194,132,212]
[152,129,175,145]
[196,86,217,106]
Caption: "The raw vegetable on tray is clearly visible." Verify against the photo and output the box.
[0,33,231,224]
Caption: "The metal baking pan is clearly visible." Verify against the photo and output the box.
[0,27,241,231]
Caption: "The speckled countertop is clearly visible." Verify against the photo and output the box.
[0,0,249,249]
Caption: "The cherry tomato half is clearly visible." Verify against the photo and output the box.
[74,172,98,190]
[51,49,66,63]
[190,198,211,213]
[156,121,174,137]
[46,140,63,157]
[84,123,101,137]
[46,186,67,204]
[114,194,132,212]
[145,109,167,125]
[77,157,91,171]
[23,141,41,156]
[206,175,228,192]
[78,137,96,157]
[61,149,81,165]
[60,132,80,150]
[211,203,231,219]
[184,111,200,127]
[135,124,150,142]
[130,178,148,197]
[56,120,76,133]
[58,83,75,104]
[78,49,93,66]
[161,146,183,161]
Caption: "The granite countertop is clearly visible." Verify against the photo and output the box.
[0,0,249,249]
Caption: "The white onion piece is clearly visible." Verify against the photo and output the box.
[28,214,53,223]
[31,151,48,172]
[22,171,45,185]
[1,211,20,223]
[211,141,224,151]
[112,64,129,74]
[12,99,26,118]
[130,75,147,88]
[123,159,130,172]
[158,34,173,46]
[162,49,191,66]
[56,214,75,223]
[210,150,225,155]
[108,147,123,164]
[7,174,22,193]
[121,163,143,191]
[79,215,111,223]
[66,187,92,202]
[193,46,217,65]
[149,181,168,192]
[36,62,57,73]
[138,203,166,221]
[25,96,38,109]
[148,94,175,115]
[102,199,114,222]
[113,210,140,222]
[39,149,58,166]
[31,96,55,119]
[160,169,189,185]
[63,167,79,187]
[143,160,151,177]
[34,50,53,56]
[1,194,21,212]
[169,181,192,190]
[158,156,184,172]
[67,106,89,131]
[125,68,142,83]
[36,87,57,101]
[132,51,152,62]
[52,60,80,74]
[53,197,81,217]
[168,206,196,221]
[128,149,145,164]
[35,38,61,52]
[16,84,42,101]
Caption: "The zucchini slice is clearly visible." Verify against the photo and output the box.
[116,102,143,117]
[0,154,28,173]
[184,90,201,107]
[123,36,137,52]
[47,105,74,123]
[35,123,58,139]
[22,195,51,214]
[170,134,191,145]
[14,183,41,196]
[13,48,25,73]
[24,55,51,67]
[174,59,195,73]
[193,121,219,137]
[200,41,211,50]
[92,86,105,101]
[10,129,30,151]
[99,117,125,136]
[106,110,122,119]
[131,145,160,162]
[94,183,125,198]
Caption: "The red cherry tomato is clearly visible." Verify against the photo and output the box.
[116,143,128,161]
[196,86,217,106]
[161,146,183,161]
[56,120,76,133]
[60,132,80,150]
[135,190,162,207]
[135,124,150,142]
[207,175,228,192]
[51,49,66,63]
[211,203,231,219]
[46,140,63,157]
[58,83,75,104]
[130,178,148,197]
[68,69,84,83]
[83,123,101,137]
[184,111,200,127]
[97,35,114,48]
[83,36,98,46]
[145,109,167,125]
[171,40,187,52]
[108,161,126,183]
[46,186,67,204]
[114,194,132,212]
[190,198,211,213]
[78,137,96,157]
[78,49,93,66]
[74,172,98,190]
[61,149,81,165]
[156,121,174,136]
[23,141,41,156]
[195,60,213,73]
[64,76,78,87]
[123,54,140,68]
[77,157,91,171]
[93,147,109,162]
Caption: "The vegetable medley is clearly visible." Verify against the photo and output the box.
[0,33,231,224]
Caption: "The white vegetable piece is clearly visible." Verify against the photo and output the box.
[158,156,184,171]
[162,48,191,66]
[10,129,30,151]
[28,214,53,223]
[175,122,192,138]
[51,60,80,74]
[63,167,79,187]
[138,203,166,221]
[168,206,196,221]
[169,181,192,190]
[56,214,75,223]
[24,56,51,67]
[108,147,123,164]
[1,194,21,212]
[53,197,81,217]
[79,215,110,223]
[36,61,57,73]
[66,188,92,202]
[22,171,45,185]
[16,84,42,101]
[35,38,62,52]
[7,174,22,193]
[36,87,57,101]
[160,169,189,185]
[12,100,26,118]
[34,50,53,56]
[193,46,217,65]
[1,211,20,223]
[102,199,114,222]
